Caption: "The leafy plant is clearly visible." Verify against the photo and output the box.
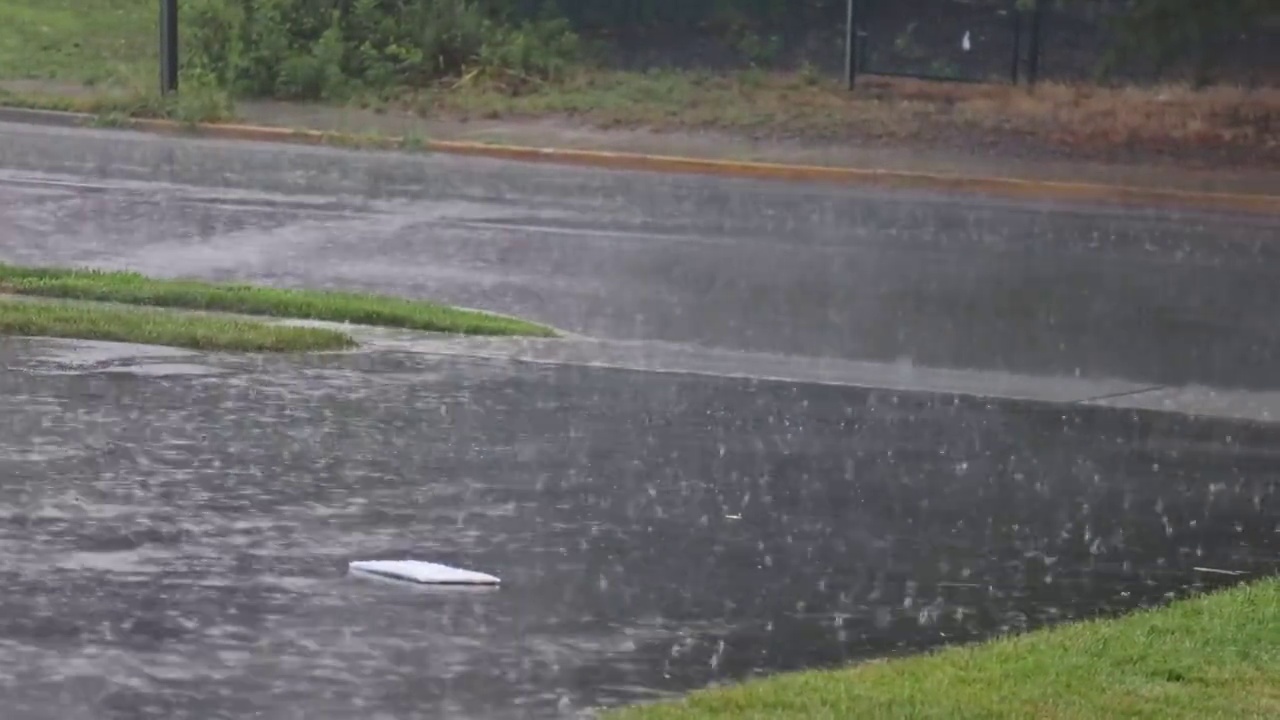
[183,0,583,100]
[173,69,237,123]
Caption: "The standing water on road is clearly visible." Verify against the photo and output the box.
[1,348,1277,719]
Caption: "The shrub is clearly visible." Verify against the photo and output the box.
[478,16,581,86]
[172,69,237,122]
[184,0,584,100]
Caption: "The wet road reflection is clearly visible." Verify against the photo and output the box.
[2,348,1277,719]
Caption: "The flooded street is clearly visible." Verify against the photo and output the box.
[1,122,1279,718]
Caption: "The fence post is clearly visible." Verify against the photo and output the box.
[845,0,858,89]
[1010,0,1022,84]
[1027,0,1043,86]
[159,0,179,94]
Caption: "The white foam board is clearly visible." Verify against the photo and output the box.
[349,560,500,585]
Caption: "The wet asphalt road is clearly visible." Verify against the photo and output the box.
[3,344,1280,720]
[1,122,1279,389]
[0,122,1279,719]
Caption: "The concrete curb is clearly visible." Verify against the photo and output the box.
[2,105,1276,215]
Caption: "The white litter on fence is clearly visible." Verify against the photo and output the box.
[349,560,501,586]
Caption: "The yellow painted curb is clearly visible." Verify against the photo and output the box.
[127,117,1280,216]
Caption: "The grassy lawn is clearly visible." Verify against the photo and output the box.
[0,0,153,87]
[606,579,1280,720]
[0,264,555,338]
[0,297,354,352]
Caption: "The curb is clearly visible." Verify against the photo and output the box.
[1,106,1276,215]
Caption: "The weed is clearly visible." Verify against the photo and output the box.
[401,129,427,151]
[798,61,822,87]
[91,111,129,128]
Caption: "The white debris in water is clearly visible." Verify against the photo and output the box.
[348,560,500,585]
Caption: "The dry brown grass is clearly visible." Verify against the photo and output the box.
[932,79,1280,148]
[4,65,1276,168]
[426,70,1280,164]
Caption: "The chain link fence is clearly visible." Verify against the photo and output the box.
[522,0,846,73]
[498,0,1277,86]
[855,0,1023,83]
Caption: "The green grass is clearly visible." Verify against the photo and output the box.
[0,264,555,337]
[0,297,354,352]
[0,0,154,86]
[607,579,1280,720]
[0,0,233,124]
[0,86,165,115]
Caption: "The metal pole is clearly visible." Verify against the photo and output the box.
[844,0,857,89]
[159,0,179,94]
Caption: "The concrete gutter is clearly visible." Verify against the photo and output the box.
[0,105,1275,216]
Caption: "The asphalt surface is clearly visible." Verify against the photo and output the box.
[3,341,1280,720]
[0,122,1279,719]
[1,122,1278,391]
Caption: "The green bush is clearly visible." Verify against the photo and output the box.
[184,0,583,100]
[478,16,580,86]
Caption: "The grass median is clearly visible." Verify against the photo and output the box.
[0,297,355,352]
[607,578,1280,720]
[0,264,555,338]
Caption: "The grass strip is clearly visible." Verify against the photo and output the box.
[0,264,555,337]
[0,297,355,352]
[607,578,1280,720]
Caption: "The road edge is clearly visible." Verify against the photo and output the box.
[0,105,1276,215]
